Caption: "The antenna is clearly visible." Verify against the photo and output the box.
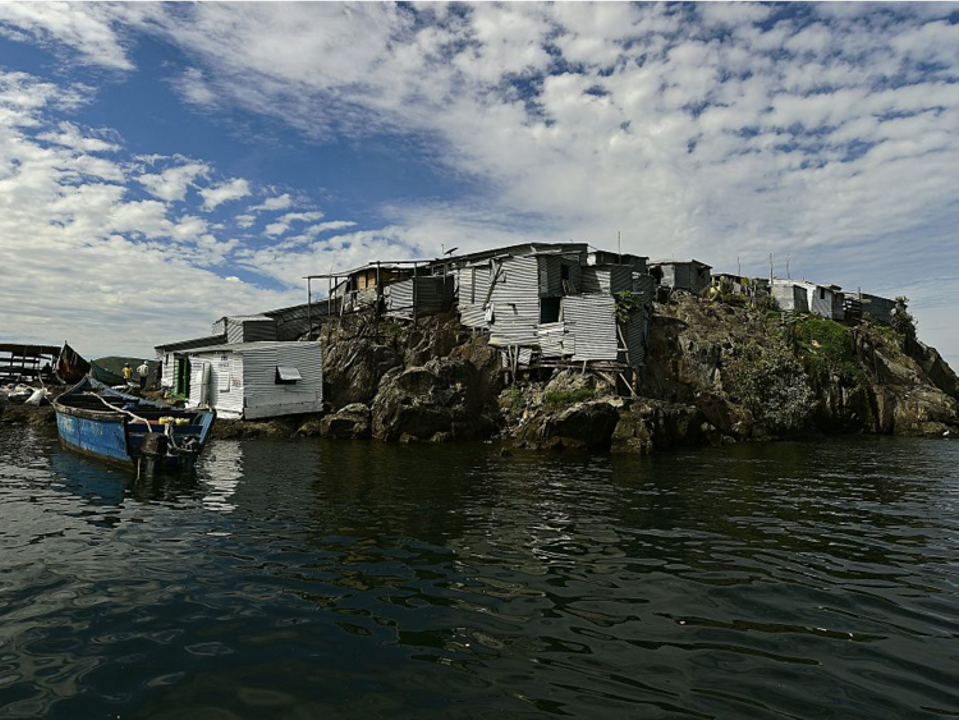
[444,246,458,256]
[786,254,791,279]
[769,253,774,283]
[737,255,741,276]
[618,230,622,263]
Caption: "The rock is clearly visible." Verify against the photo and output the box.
[516,398,622,450]
[371,353,500,443]
[611,400,715,454]
[319,403,371,439]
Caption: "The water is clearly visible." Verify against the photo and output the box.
[2,425,959,719]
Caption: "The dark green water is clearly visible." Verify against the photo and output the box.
[2,426,959,719]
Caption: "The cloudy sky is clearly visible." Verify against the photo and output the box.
[1,2,958,365]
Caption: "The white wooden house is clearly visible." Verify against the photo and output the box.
[183,341,323,420]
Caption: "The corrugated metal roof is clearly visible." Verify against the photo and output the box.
[155,334,226,353]
[186,340,322,355]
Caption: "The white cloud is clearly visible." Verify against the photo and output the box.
[3,4,959,361]
[264,210,325,237]
[199,177,251,211]
[248,193,293,212]
[137,160,210,202]
[0,69,298,357]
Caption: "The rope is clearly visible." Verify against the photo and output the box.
[92,393,154,432]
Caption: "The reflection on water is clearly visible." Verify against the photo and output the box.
[2,425,959,719]
[200,440,243,515]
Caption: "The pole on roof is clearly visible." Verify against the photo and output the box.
[307,277,312,340]
[618,231,622,264]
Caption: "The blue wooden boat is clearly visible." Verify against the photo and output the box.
[53,377,215,473]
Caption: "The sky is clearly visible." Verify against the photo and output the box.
[0,2,958,366]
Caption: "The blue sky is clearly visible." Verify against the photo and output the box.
[1,2,958,367]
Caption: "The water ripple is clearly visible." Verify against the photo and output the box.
[2,428,959,717]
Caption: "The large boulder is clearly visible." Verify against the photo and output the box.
[515,398,624,451]
[319,403,372,439]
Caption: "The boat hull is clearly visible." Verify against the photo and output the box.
[55,409,135,469]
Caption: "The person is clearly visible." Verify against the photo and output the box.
[122,362,133,383]
[137,361,150,389]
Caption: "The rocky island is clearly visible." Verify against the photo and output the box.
[205,290,959,454]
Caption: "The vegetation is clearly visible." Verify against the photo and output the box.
[508,385,525,419]
[613,290,642,324]
[786,315,863,382]
[724,339,816,433]
[890,296,917,344]
[544,387,595,408]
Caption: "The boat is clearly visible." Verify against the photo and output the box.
[55,341,91,384]
[53,377,215,473]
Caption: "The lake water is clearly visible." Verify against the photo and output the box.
[2,425,959,719]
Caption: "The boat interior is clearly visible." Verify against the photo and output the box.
[58,390,206,423]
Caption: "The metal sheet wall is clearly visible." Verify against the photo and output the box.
[807,285,833,319]
[625,309,646,368]
[186,342,323,419]
[581,265,633,295]
[562,295,618,361]
[537,321,570,358]
[488,301,540,348]
[225,319,278,344]
[632,273,656,304]
[386,277,451,320]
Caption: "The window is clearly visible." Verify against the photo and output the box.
[275,366,302,385]
[540,297,561,323]
[820,288,826,300]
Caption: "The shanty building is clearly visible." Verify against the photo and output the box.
[771,279,845,320]
[437,242,653,375]
[648,259,712,294]
[710,273,770,300]
[846,292,897,324]
[312,262,452,320]
[182,341,323,420]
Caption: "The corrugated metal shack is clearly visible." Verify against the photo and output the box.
[211,315,278,344]
[184,341,323,420]
[771,280,809,313]
[433,242,653,378]
[384,276,454,320]
[845,292,897,324]
[308,261,451,321]
[710,273,770,300]
[772,279,844,320]
[649,259,712,295]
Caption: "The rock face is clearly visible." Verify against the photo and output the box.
[312,296,958,452]
[321,314,503,444]
[640,295,959,441]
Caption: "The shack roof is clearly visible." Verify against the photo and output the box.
[648,258,712,269]
[185,340,322,355]
[773,278,842,292]
[216,314,273,323]
[0,343,60,355]
[154,334,226,353]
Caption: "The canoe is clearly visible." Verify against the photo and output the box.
[53,377,215,473]
[55,342,91,384]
